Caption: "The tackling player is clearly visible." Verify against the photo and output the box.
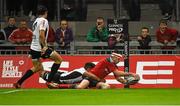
[41,62,101,88]
[73,52,140,89]
[14,5,63,88]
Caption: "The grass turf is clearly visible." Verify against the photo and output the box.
[0,88,180,105]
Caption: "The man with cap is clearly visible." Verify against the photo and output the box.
[73,52,140,89]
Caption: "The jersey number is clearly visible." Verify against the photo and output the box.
[32,22,37,31]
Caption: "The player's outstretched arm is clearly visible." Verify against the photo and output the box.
[113,69,127,84]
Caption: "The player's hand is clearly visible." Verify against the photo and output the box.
[41,46,48,55]
[97,25,102,31]
[137,36,142,40]
[129,73,140,81]
[164,40,168,45]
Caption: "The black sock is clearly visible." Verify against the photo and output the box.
[17,69,34,85]
[41,72,49,81]
[47,63,60,82]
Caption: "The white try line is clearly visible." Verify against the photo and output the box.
[0,89,22,94]
[0,104,180,106]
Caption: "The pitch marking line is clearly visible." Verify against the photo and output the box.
[0,89,22,94]
[0,104,180,106]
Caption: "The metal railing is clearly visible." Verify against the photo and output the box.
[0,41,179,55]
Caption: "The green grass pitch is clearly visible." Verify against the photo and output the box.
[0,88,180,105]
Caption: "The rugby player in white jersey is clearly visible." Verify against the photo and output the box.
[14,5,63,88]
[41,62,101,89]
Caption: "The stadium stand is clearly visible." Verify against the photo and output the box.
[0,21,179,55]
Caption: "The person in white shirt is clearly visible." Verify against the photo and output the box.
[41,62,100,89]
[14,5,63,88]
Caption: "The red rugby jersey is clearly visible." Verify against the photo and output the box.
[90,58,118,79]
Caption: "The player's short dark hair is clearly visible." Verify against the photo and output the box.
[37,5,48,15]
[159,19,167,25]
[84,62,95,70]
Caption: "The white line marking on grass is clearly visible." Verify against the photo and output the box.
[0,104,180,106]
[0,89,22,94]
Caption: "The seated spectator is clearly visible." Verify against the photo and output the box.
[137,27,151,54]
[108,33,124,49]
[3,16,17,39]
[47,25,55,45]
[156,19,178,54]
[86,17,109,53]
[55,19,73,49]
[86,17,109,42]
[8,20,33,44]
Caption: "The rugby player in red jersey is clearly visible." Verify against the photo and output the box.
[73,52,140,89]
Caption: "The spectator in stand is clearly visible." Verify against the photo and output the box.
[55,19,73,50]
[156,19,178,54]
[86,17,109,53]
[47,25,55,45]
[137,27,151,54]
[8,20,33,44]
[86,17,109,42]
[3,16,17,40]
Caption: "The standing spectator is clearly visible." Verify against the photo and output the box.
[156,19,178,54]
[3,17,17,40]
[8,20,32,44]
[137,27,151,54]
[86,17,109,42]
[55,19,73,49]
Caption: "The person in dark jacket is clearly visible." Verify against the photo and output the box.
[55,19,73,49]
[137,27,151,54]
[3,16,17,40]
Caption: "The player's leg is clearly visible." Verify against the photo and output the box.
[41,48,62,82]
[14,59,43,88]
[96,82,110,89]
[75,79,90,89]
[14,50,43,88]
[74,77,100,89]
